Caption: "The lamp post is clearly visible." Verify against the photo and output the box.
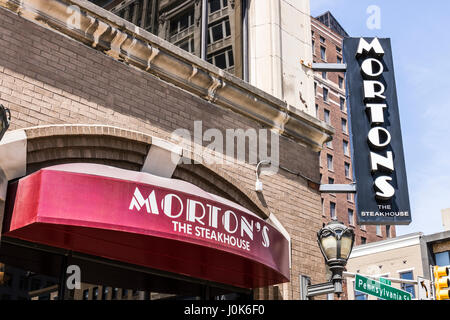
[300,219,355,300]
[317,219,355,296]
[0,104,11,142]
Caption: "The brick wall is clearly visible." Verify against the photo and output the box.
[0,7,327,299]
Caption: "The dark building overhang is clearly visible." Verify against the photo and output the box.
[314,11,349,38]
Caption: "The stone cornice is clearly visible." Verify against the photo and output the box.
[0,0,334,151]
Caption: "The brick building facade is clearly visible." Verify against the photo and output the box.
[0,0,332,300]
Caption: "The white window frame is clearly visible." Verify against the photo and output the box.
[169,9,195,37]
[207,47,234,71]
[208,19,231,44]
[348,208,354,226]
[330,202,336,219]
[209,0,228,14]
[343,140,350,156]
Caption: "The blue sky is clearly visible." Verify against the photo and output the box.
[310,0,450,236]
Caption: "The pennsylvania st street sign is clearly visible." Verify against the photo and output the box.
[355,274,412,300]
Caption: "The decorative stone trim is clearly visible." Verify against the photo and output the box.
[0,0,334,151]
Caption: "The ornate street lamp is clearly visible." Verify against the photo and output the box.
[317,219,355,297]
[0,104,11,142]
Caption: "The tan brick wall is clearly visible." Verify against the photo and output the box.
[0,7,327,299]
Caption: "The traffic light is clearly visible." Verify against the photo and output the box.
[433,266,450,300]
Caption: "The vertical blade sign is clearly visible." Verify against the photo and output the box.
[343,38,411,225]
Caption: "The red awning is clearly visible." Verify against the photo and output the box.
[3,163,290,289]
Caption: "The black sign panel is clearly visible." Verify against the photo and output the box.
[343,37,411,225]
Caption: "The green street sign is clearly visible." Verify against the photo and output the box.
[355,274,412,300]
[379,277,391,286]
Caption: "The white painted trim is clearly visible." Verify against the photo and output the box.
[397,267,415,275]
[349,233,423,259]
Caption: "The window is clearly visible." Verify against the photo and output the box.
[209,0,228,14]
[327,154,333,171]
[399,271,415,298]
[337,56,342,64]
[376,225,382,236]
[315,104,319,117]
[340,97,346,112]
[112,288,119,300]
[324,109,330,124]
[322,71,327,79]
[336,46,342,53]
[338,76,344,89]
[122,289,129,299]
[178,37,195,54]
[343,140,350,156]
[435,251,450,266]
[312,39,315,53]
[169,9,194,36]
[342,118,348,133]
[328,177,334,185]
[321,198,325,216]
[344,162,351,178]
[361,237,367,244]
[323,88,328,102]
[102,286,109,300]
[93,287,99,300]
[314,82,317,95]
[347,193,353,202]
[348,209,354,226]
[209,19,231,44]
[330,202,336,219]
[320,36,325,43]
[320,46,326,60]
[207,47,234,70]
[386,225,391,238]
[83,289,89,300]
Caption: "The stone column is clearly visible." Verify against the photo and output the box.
[247,0,315,116]
[158,13,168,40]
[193,0,202,58]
